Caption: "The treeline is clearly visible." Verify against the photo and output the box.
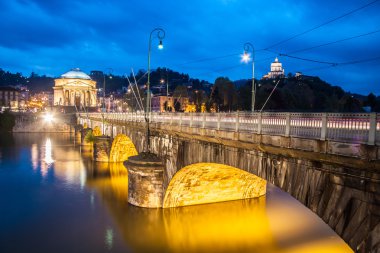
[0,68,379,112]
[237,75,380,112]
[208,76,380,112]
[0,69,54,92]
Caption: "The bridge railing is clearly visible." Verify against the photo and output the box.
[79,112,380,145]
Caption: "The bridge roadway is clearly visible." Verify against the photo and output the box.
[78,111,380,252]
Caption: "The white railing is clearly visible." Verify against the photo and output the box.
[79,112,380,145]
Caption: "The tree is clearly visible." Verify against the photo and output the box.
[365,93,377,111]
[210,77,237,112]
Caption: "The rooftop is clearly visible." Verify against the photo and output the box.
[61,68,91,80]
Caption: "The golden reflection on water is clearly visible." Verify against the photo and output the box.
[87,163,353,253]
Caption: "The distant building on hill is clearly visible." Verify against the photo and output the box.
[262,57,285,79]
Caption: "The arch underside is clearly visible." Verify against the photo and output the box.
[109,134,138,162]
[163,163,266,208]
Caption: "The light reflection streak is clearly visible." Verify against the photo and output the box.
[105,228,114,250]
[44,139,54,165]
[31,144,38,171]
[40,138,54,177]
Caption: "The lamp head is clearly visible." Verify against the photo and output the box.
[158,40,164,50]
[241,51,251,63]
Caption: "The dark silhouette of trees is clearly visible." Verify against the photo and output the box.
[210,77,237,112]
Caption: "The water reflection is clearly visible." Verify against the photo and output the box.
[87,163,352,253]
[0,133,352,252]
[31,144,38,171]
[44,138,54,165]
[40,138,54,177]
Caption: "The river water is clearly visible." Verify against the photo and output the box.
[0,133,353,253]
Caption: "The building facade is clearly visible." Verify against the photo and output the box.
[0,87,20,111]
[53,68,97,109]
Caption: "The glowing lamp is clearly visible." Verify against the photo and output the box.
[158,40,164,50]
[44,113,54,123]
[241,51,251,63]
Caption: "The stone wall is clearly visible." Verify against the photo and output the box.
[13,113,75,133]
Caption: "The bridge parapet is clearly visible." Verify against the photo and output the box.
[78,112,379,161]
[79,112,379,145]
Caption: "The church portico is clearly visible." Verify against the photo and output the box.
[53,68,97,109]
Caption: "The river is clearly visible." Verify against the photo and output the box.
[0,133,353,253]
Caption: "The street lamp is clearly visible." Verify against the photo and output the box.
[101,68,113,135]
[242,43,255,112]
[145,27,165,152]
[102,68,113,112]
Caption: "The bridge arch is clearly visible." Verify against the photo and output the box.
[163,163,266,208]
[109,134,138,162]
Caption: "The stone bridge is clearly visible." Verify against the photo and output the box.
[77,112,380,252]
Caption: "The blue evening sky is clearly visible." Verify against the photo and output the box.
[0,0,379,95]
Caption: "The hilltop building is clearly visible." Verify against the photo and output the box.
[53,68,97,110]
[262,57,285,79]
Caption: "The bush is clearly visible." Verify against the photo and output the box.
[84,129,95,143]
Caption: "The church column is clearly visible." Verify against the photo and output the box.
[83,91,86,107]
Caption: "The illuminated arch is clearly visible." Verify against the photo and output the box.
[109,134,138,162]
[163,163,266,208]
[92,126,101,136]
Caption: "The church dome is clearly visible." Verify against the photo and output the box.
[61,68,91,80]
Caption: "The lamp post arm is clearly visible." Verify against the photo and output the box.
[243,42,255,112]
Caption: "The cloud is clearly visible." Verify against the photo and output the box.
[0,0,379,95]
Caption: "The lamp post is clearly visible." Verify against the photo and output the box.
[145,28,165,152]
[242,43,255,112]
[102,68,113,112]
[101,68,113,135]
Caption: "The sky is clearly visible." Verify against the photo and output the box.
[1,0,380,95]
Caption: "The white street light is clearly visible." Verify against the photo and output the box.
[146,28,165,152]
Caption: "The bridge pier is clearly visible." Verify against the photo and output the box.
[93,136,112,162]
[124,153,164,208]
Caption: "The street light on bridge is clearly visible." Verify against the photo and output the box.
[145,27,166,152]
[102,68,113,135]
[102,68,113,113]
[241,43,255,112]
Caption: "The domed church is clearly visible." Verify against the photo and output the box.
[262,57,285,79]
[53,68,97,109]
